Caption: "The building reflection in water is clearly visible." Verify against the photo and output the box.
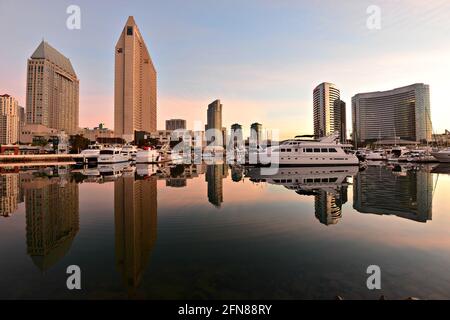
[205,163,228,208]
[353,165,433,223]
[312,186,348,226]
[247,166,357,226]
[0,168,20,217]
[231,165,244,182]
[23,172,79,271]
[164,164,201,188]
[114,175,157,294]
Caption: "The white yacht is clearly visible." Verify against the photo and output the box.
[431,148,450,163]
[262,132,359,166]
[387,147,409,162]
[98,162,130,181]
[365,149,387,161]
[120,145,138,161]
[135,148,161,163]
[74,144,103,164]
[97,147,130,164]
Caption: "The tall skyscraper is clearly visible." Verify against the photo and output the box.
[0,94,19,144]
[334,99,346,143]
[165,119,186,131]
[26,41,79,134]
[230,123,243,148]
[250,122,263,145]
[115,16,157,142]
[352,83,432,144]
[313,82,345,141]
[205,99,222,146]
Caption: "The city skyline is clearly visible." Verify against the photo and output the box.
[1,0,450,140]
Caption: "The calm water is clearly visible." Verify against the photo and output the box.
[1,162,450,300]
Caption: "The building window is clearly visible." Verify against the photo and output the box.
[127,26,133,35]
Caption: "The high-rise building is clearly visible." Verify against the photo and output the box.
[313,82,345,140]
[230,123,243,148]
[26,41,79,134]
[352,83,432,144]
[165,119,186,131]
[334,100,346,143]
[205,99,222,146]
[115,16,157,142]
[0,94,19,144]
[18,106,25,140]
[250,122,262,145]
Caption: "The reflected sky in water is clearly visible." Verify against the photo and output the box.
[0,162,450,299]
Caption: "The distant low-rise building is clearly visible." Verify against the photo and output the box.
[80,123,114,142]
[20,124,60,144]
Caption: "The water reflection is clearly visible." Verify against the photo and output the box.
[354,165,433,223]
[0,168,20,217]
[23,169,79,271]
[206,163,228,208]
[0,162,448,299]
[246,166,357,226]
[114,175,157,295]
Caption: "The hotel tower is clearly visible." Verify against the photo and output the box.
[115,16,157,142]
[352,83,432,144]
[313,82,346,142]
[26,41,79,134]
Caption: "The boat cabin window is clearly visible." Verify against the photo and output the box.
[304,148,313,153]
[328,148,338,153]
[100,150,114,155]
[321,148,328,152]
[314,148,320,152]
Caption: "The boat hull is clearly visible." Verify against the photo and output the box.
[431,152,450,163]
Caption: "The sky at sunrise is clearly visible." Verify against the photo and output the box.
[1,0,449,139]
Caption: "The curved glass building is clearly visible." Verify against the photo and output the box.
[352,83,431,144]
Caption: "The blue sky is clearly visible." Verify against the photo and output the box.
[1,0,449,138]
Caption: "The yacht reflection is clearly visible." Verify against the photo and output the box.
[205,163,228,208]
[23,173,79,271]
[353,165,433,223]
[99,163,131,182]
[247,166,358,226]
[114,174,157,295]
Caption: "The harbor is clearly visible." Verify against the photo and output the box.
[1,160,450,299]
